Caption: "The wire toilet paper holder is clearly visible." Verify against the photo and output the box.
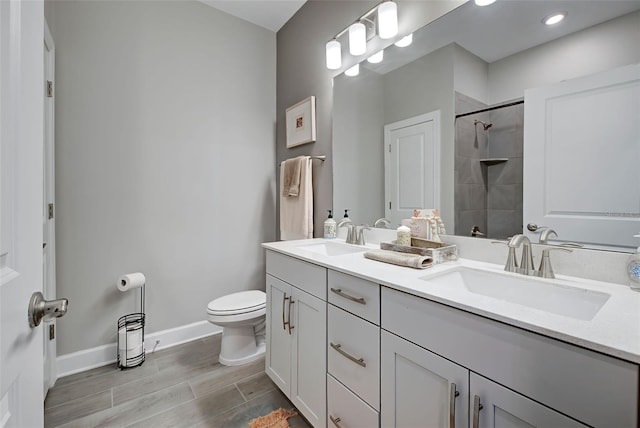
[117,281,145,369]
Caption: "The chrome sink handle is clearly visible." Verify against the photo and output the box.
[508,234,536,275]
[337,219,355,243]
[492,241,518,273]
[538,246,573,279]
[355,225,371,245]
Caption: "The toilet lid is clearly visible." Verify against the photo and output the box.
[207,290,266,314]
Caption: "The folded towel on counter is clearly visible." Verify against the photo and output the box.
[364,249,433,269]
[281,156,305,197]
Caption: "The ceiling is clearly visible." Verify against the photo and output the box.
[199,0,307,32]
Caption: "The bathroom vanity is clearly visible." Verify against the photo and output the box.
[262,238,640,428]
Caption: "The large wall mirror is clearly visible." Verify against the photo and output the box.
[332,0,640,251]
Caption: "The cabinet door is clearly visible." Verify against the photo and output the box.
[470,373,588,428]
[291,287,327,428]
[381,331,468,428]
[265,275,292,394]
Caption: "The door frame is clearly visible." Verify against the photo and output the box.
[43,17,57,395]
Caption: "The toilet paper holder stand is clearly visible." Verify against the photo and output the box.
[117,283,145,369]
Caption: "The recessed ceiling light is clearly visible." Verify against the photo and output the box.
[475,0,496,6]
[367,50,384,64]
[543,11,567,26]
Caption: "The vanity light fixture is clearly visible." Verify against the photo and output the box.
[345,63,360,77]
[394,33,413,48]
[474,0,496,6]
[326,39,342,70]
[543,11,567,25]
[325,1,399,70]
[349,22,367,56]
[378,1,398,39]
[367,50,384,64]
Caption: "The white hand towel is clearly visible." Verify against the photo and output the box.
[281,156,305,197]
[364,249,433,269]
[280,156,313,240]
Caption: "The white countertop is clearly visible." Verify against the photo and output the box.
[262,238,640,364]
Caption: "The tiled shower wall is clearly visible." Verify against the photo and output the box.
[454,92,523,239]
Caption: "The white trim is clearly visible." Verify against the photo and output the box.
[56,321,222,378]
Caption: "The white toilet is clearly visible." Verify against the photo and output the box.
[206,290,266,366]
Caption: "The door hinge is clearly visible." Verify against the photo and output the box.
[388,144,391,153]
[49,324,55,340]
[47,80,53,98]
[48,203,54,219]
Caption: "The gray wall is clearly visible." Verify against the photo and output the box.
[46,1,276,355]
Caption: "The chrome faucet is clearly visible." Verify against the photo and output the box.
[337,218,355,244]
[539,228,558,244]
[373,218,391,229]
[355,225,372,245]
[508,234,536,276]
[538,246,573,279]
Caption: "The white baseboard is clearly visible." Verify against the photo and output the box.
[56,321,222,378]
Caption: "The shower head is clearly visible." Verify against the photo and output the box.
[474,119,493,131]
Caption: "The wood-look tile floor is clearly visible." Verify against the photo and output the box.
[44,336,311,428]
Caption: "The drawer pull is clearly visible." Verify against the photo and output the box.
[449,382,459,428]
[287,298,295,335]
[330,288,366,305]
[472,395,483,428]
[330,342,366,367]
[282,294,289,331]
[329,415,342,427]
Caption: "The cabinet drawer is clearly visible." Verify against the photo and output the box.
[328,305,380,410]
[266,250,326,300]
[328,270,380,324]
[328,374,379,428]
[382,287,639,428]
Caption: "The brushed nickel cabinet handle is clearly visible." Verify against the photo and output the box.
[330,288,366,305]
[329,415,342,427]
[287,298,295,335]
[282,294,289,331]
[330,342,366,367]
[472,395,483,428]
[449,382,459,428]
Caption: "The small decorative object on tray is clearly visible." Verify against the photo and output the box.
[380,238,457,264]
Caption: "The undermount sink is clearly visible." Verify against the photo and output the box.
[421,267,611,321]
[296,241,367,257]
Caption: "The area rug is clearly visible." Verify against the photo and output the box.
[248,408,298,428]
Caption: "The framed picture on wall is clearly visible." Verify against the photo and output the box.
[286,96,316,148]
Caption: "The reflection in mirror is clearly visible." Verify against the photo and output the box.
[332,0,640,250]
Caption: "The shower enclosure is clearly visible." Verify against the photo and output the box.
[454,92,524,239]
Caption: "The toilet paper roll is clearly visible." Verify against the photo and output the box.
[118,327,143,350]
[118,272,145,292]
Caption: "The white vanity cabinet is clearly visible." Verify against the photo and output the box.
[382,287,638,428]
[327,270,381,427]
[265,251,327,428]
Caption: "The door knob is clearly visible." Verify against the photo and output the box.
[28,291,68,328]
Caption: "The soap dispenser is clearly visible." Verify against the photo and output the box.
[627,233,640,291]
[343,209,350,219]
[324,210,337,239]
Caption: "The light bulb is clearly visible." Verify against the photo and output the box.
[394,33,413,48]
[474,0,496,6]
[378,1,398,40]
[326,40,342,70]
[367,50,384,64]
[349,22,366,56]
[543,12,567,25]
[345,63,360,77]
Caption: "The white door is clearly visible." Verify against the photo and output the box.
[1,0,45,426]
[381,331,468,428]
[524,64,640,250]
[265,275,292,394]
[43,18,57,397]
[290,287,326,428]
[470,373,588,428]
[385,111,441,227]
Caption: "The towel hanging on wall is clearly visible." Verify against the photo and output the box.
[280,156,313,240]
[281,156,305,197]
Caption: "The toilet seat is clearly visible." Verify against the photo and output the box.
[207,290,266,320]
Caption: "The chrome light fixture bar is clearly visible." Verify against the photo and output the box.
[325,1,398,70]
